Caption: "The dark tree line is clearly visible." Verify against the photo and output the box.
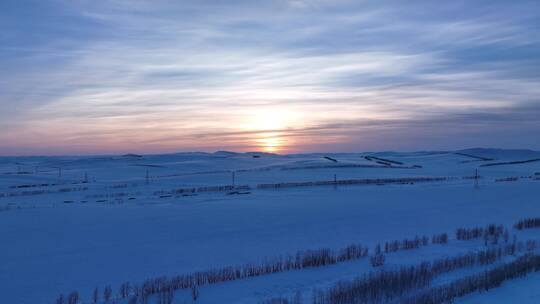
[312,243,527,304]
[456,224,505,242]
[370,244,385,267]
[364,155,404,165]
[431,232,448,244]
[52,219,538,304]
[402,254,540,304]
[55,292,78,304]
[56,243,368,304]
[369,253,385,267]
[514,217,540,230]
[57,237,537,303]
[154,184,251,197]
[383,235,429,253]
[313,262,433,304]
[480,158,540,167]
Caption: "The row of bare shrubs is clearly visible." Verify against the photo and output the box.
[312,242,535,304]
[55,291,79,304]
[151,176,449,196]
[456,224,505,240]
[431,233,449,244]
[56,244,368,304]
[85,192,142,199]
[382,235,429,253]
[257,177,446,189]
[8,179,89,189]
[0,186,88,198]
[54,221,537,303]
[369,233,447,267]
[480,158,540,167]
[514,217,540,230]
[364,156,404,165]
[153,185,251,196]
[402,253,540,304]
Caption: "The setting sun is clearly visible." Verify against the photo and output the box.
[256,132,286,153]
[240,108,300,153]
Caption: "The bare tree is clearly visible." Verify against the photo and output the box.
[56,294,64,304]
[370,253,385,267]
[120,282,130,298]
[92,288,99,303]
[67,291,79,304]
[104,286,112,303]
[192,285,199,301]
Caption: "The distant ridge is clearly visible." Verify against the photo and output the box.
[0,148,538,159]
[213,151,240,157]
[122,153,143,158]
[457,148,540,160]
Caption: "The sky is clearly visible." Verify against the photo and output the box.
[1,0,539,155]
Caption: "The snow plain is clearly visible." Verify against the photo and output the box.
[1,148,540,303]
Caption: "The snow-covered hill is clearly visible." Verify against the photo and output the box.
[1,149,539,303]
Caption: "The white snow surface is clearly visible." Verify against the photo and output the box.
[1,149,540,303]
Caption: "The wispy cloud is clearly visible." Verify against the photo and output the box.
[0,0,539,154]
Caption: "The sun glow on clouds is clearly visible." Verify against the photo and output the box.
[256,134,286,153]
[240,108,301,152]
[0,0,540,155]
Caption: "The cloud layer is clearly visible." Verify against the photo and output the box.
[1,0,539,155]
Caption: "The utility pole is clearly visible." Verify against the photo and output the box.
[474,169,479,189]
[334,174,337,189]
[231,171,236,187]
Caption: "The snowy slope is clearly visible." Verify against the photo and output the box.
[0,149,539,303]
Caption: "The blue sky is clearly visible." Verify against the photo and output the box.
[1,0,539,155]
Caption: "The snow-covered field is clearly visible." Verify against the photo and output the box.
[1,148,540,304]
